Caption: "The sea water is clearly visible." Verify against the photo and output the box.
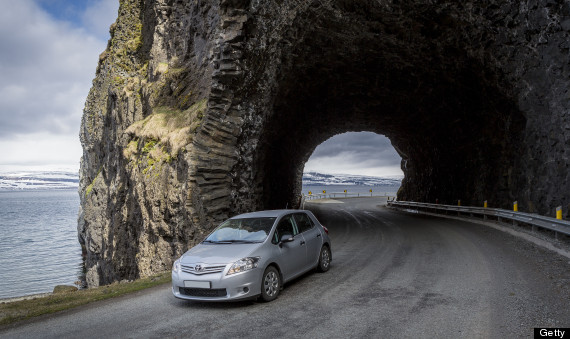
[0,190,83,299]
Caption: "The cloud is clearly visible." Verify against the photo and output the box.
[0,132,82,169]
[82,0,119,39]
[0,0,117,169]
[303,132,403,177]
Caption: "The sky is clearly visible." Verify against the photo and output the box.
[0,0,403,177]
[304,132,403,177]
[0,0,118,172]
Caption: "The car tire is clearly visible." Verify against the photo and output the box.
[317,245,331,272]
[260,266,280,302]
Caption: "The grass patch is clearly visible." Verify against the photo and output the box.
[125,98,207,156]
[123,139,139,160]
[84,170,103,197]
[0,272,171,326]
[85,182,94,197]
[141,139,157,154]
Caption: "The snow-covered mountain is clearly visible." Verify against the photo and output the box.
[0,171,79,190]
[302,172,402,186]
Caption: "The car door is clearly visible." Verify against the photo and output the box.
[273,214,307,281]
[294,212,322,270]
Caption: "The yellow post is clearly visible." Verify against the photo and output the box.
[458,200,461,206]
[556,206,562,220]
[484,200,488,208]
[513,201,518,212]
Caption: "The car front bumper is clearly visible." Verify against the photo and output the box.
[172,268,263,301]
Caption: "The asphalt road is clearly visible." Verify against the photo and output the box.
[2,198,569,338]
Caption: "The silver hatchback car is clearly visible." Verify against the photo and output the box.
[172,209,332,302]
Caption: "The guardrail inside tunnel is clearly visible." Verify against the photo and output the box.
[387,201,570,240]
[303,192,397,200]
[300,193,396,210]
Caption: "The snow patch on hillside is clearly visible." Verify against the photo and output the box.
[303,172,402,186]
[0,171,79,190]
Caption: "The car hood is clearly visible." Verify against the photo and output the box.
[180,243,261,265]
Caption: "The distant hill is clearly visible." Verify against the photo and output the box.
[302,172,402,186]
[0,170,401,190]
[0,171,79,190]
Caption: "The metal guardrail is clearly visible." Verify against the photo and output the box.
[304,192,397,200]
[387,201,570,237]
[300,193,396,210]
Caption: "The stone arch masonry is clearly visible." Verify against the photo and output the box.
[79,0,570,286]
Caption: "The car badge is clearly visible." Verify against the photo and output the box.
[195,264,204,272]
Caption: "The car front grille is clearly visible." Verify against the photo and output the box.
[181,264,226,275]
[180,287,228,298]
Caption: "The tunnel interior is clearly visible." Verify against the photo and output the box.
[253,1,526,210]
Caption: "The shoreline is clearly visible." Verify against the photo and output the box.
[0,272,171,326]
[0,293,53,304]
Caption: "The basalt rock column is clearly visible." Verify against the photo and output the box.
[79,0,570,286]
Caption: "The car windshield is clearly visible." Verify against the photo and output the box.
[204,217,276,243]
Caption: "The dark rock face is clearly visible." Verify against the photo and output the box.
[79,0,570,285]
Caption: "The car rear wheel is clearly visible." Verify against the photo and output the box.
[260,266,280,302]
[317,245,331,272]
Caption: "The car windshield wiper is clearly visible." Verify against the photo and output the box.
[203,239,262,244]
[202,240,232,244]
[223,239,262,243]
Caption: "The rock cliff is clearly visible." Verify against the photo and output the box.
[79,0,570,286]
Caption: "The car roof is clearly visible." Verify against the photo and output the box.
[231,209,307,219]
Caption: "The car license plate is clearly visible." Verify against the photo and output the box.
[184,280,211,289]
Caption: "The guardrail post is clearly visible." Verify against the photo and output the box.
[512,201,518,225]
[512,200,518,225]
[556,206,562,220]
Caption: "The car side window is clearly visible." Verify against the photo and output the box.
[294,213,314,234]
[273,215,297,244]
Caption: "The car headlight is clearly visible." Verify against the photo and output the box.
[227,257,260,275]
[172,259,181,274]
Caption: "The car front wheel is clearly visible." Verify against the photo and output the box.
[260,266,280,302]
[317,246,331,272]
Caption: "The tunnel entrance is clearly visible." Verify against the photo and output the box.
[301,131,403,198]
[303,132,403,178]
[242,1,526,211]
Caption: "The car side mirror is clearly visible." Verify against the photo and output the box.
[279,233,294,247]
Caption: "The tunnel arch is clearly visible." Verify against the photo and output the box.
[230,1,527,210]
